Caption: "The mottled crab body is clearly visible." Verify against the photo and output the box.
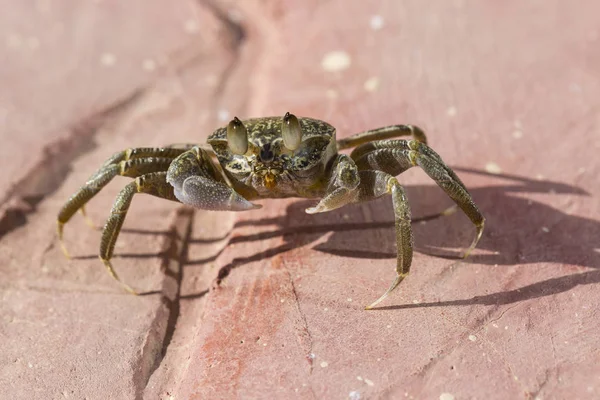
[58,113,485,309]
[207,116,337,200]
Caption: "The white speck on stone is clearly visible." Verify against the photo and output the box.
[204,74,218,86]
[357,376,363,381]
[6,33,22,48]
[228,9,243,23]
[569,83,582,93]
[468,334,477,342]
[27,37,39,50]
[326,89,339,99]
[349,391,361,400]
[492,323,499,328]
[505,326,509,330]
[308,353,315,359]
[320,361,329,368]
[321,51,351,72]
[28,362,33,368]
[370,15,384,30]
[446,106,457,117]
[377,358,381,361]
[217,109,230,121]
[387,325,391,329]
[100,53,116,66]
[142,59,156,71]
[512,129,523,139]
[324,307,329,311]
[440,393,455,400]
[263,343,267,346]
[184,19,199,34]
[364,378,374,387]
[541,226,550,233]
[347,298,353,302]
[364,77,380,92]
[485,162,502,174]
[280,298,285,303]
[412,299,420,304]
[593,248,600,254]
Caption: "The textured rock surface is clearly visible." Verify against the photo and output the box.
[1,1,599,399]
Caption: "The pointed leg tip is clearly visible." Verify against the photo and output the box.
[441,204,458,216]
[99,256,138,295]
[124,285,139,296]
[80,207,97,229]
[60,242,72,259]
[365,274,407,310]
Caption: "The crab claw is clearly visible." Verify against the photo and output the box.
[174,176,261,211]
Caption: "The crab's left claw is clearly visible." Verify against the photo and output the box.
[167,147,260,212]
[173,175,261,211]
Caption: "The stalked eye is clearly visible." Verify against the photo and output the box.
[226,116,248,155]
[282,112,302,151]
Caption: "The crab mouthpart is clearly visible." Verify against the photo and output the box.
[264,172,276,189]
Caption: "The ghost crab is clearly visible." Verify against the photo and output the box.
[58,113,484,309]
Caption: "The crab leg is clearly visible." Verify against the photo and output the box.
[100,147,189,167]
[305,158,414,309]
[351,139,485,258]
[58,146,187,235]
[357,171,413,310]
[57,156,176,256]
[99,171,179,294]
[337,124,427,151]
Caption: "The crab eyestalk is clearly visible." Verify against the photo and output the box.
[282,112,302,151]
[227,116,249,155]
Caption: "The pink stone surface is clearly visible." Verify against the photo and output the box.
[1,1,600,399]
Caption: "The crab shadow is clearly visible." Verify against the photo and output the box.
[182,167,600,307]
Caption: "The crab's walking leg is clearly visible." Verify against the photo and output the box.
[99,171,179,294]
[357,171,413,310]
[337,124,427,151]
[351,139,485,258]
[305,157,413,309]
[57,156,176,257]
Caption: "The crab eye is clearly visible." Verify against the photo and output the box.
[282,112,302,151]
[226,116,248,155]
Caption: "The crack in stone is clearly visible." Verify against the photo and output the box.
[0,88,145,240]
[286,268,315,373]
[134,208,195,400]
[135,2,249,397]
[285,267,317,399]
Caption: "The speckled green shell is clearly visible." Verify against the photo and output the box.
[207,116,337,199]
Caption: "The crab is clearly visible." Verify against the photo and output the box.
[57,112,484,309]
